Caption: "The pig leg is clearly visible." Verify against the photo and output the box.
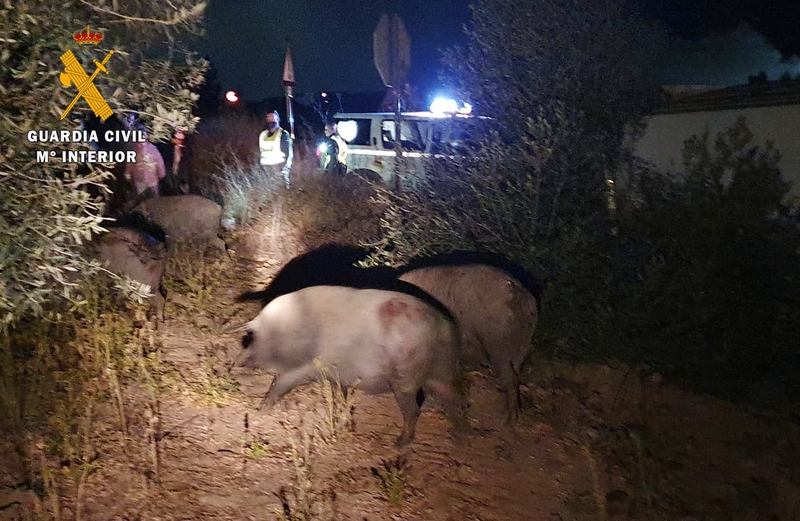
[152,284,167,322]
[497,361,522,424]
[424,380,469,438]
[393,389,422,447]
[259,365,318,410]
[210,237,227,254]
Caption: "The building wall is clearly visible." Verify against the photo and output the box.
[634,104,800,207]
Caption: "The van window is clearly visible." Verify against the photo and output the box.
[381,120,426,151]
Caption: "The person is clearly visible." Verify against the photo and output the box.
[320,121,348,176]
[123,123,166,204]
[258,111,293,188]
[170,128,188,193]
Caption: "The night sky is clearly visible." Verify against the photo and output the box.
[201,0,469,102]
[200,0,800,102]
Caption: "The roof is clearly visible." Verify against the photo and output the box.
[655,80,800,115]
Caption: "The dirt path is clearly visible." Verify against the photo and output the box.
[80,206,594,521]
[3,202,799,521]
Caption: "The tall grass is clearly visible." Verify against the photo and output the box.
[187,112,279,225]
[187,112,326,226]
[281,172,384,249]
[216,156,280,225]
[0,281,164,516]
[189,112,264,185]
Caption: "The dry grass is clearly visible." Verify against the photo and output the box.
[188,113,264,196]
[280,172,384,250]
[185,112,285,227]
[313,359,357,448]
[163,240,234,316]
[0,281,169,518]
[215,157,281,226]
[274,424,338,521]
[197,351,241,406]
[581,444,609,521]
[158,240,246,407]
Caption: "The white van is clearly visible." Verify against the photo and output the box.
[332,111,486,187]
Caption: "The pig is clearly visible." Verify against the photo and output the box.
[397,251,542,424]
[236,245,543,424]
[95,212,168,320]
[133,195,226,252]
[235,284,466,447]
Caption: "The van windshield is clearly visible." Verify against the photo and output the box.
[381,117,483,153]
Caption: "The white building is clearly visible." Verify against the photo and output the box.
[635,81,800,210]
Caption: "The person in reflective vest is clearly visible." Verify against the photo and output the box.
[320,122,348,176]
[258,111,293,188]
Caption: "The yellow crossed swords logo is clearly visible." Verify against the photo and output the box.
[59,49,115,121]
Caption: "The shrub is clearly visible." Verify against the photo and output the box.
[369,0,800,401]
[188,112,265,194]
[0,1,206,329]
[611,118,800,398]
[368,0,665,352]
[283,172,383,249]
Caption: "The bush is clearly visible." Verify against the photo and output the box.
[368,0,666,346]
[284,172,383,249]
[188,112,265,193]
[213,156,281,225]
[0,1,206,329]
[376,113,800,399]
[610,118,800,398]
[370,0,800,401]
[368,122,622,355]
[187,112,325,226]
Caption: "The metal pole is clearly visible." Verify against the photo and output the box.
[285,85,295,140]
[393,86,403,192]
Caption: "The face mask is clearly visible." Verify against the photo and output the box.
[267,121,278,129]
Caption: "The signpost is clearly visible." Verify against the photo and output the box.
[373,14,410,190]
[283,43,296,140]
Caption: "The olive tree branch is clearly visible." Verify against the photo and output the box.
[78,0,203,26]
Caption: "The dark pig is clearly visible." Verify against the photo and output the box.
[134,195,225,251]
[235,284,466,447]
[236,243,397,305]
[96,212,168,320]
[397,251,542,424]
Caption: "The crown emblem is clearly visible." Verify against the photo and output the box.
[73,25,103,46]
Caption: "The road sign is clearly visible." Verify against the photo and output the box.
[373,14,410,88]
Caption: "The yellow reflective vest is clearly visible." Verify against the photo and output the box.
[259,129,287,165]
[331,134,347,165]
